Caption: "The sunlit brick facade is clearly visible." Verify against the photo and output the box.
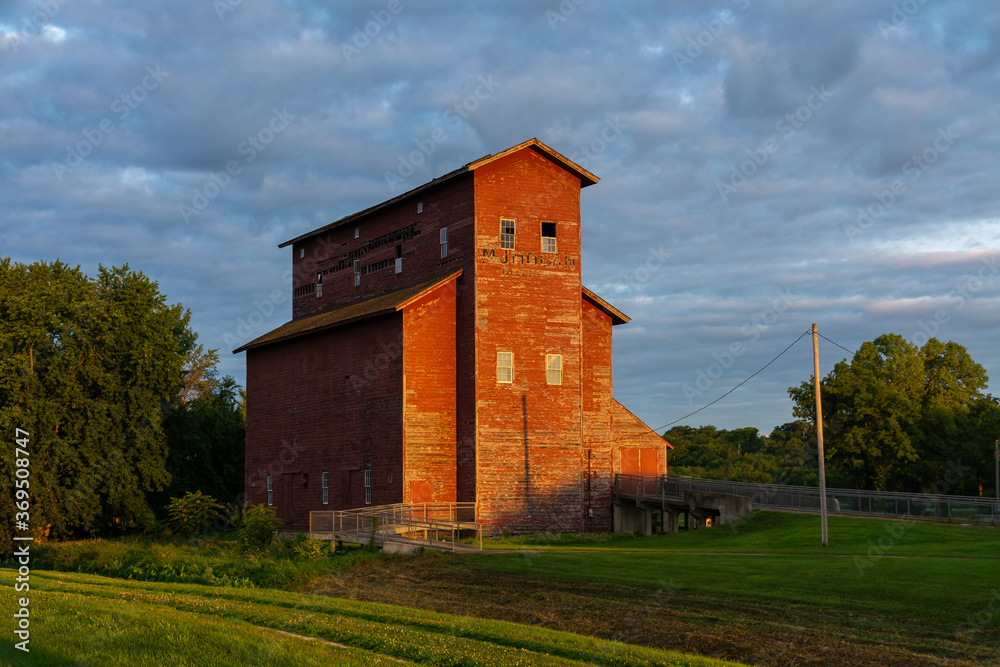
[235,139,670,534]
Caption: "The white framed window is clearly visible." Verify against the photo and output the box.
[440,227,448,258]
[355,227,360,238]
[354,259,361,286]
[541,222,557,253]
[321,471,329,505]
[364,469,372,505]
[417,201,423,213]
[266,475,273,506]
[497,351,513,384]
[395,245,402,274]
[316,272,323,298]
[546,354,563,385]
[500,219,515,250]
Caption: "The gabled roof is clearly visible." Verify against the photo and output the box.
[582,286,629,326]
[232,271,462,354]
[279,138,598,248]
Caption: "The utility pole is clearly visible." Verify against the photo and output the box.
[813,324,829,547]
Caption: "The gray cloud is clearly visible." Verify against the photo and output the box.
[2,0,998,435]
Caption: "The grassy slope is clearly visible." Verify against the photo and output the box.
[0,570,743,667]
[456,512,1000,661]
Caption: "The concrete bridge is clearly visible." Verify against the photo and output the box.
[613,474,752,535]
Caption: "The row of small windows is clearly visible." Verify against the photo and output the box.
[296,226,450,298]
[500,219,557,253]
[496,352,563,385]
[266,469,372,506]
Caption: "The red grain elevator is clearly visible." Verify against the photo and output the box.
[235,138,671,534]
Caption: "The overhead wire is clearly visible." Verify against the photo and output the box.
[656,327,813,431]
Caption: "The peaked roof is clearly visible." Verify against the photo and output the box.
[279,138,598,248]
[233,271,462,354]
[582,286,629,325]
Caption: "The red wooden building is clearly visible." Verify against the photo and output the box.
[235,138,670,534]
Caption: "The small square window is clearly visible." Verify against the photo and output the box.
[440,227,448,258]
[500,219,515,250]
[321,471,329,505]
[546,354,563,385]
[497,351,513,384]
[541,222,557,253]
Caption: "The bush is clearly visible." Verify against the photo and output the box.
[290,537,333,559]
[235,505,283,548]
[166,491,223,537]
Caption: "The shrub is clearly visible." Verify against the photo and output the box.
[236,505,283,548]
[291,538,332,559]
[166,491,223,537]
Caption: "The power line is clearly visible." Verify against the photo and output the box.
[658,328,813,430]
[817,331,856,357]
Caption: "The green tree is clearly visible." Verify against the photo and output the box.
[0,258,200,546]
[155,374,246,511]
[788,333,989,492]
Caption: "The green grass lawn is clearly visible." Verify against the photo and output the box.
[456,512,1000,662]
[0,570,743,666]
[476,510,1000,558]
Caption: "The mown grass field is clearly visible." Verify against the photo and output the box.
[324,512,1000,665]
[0,570,740,666]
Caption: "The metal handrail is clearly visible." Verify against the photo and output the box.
[310,502,482,550]
[615,473,1000,524]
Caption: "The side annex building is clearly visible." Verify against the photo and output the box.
[234,138,670,534]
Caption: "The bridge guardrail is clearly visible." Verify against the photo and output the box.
[615,473,1000,524]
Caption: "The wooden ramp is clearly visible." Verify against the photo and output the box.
[310,502,482,553]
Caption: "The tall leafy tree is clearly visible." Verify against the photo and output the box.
[0,258,199,546]
[789,333,989,492]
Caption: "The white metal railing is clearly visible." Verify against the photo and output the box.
[310,502,481,551]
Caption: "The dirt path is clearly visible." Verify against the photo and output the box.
[304,552,995,667]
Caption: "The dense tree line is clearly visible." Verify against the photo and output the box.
[0,258,244,550]
[667,333,999,497]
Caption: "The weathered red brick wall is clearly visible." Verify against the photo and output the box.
[291,174,475,320]
[286,172,479,504]
[244,314,404,529]
[401,277,458,503]
[473,149,586,534]
[581,299,614,532]
[612,400,667,477]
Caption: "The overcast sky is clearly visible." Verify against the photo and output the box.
[2,0,998,436]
